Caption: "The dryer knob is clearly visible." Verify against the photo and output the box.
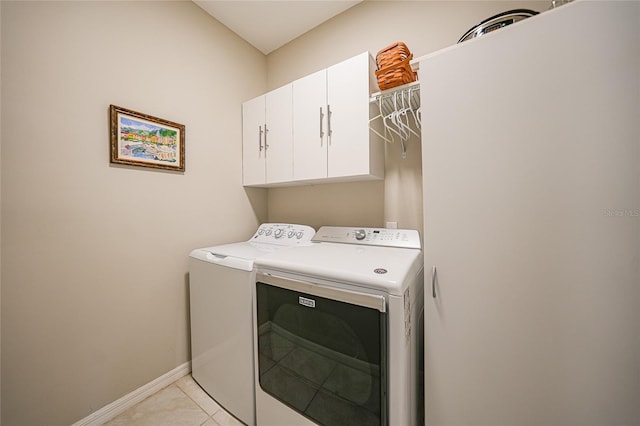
[354,229,366,240]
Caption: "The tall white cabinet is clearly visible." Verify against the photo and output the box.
[243,52,384,187]
[420,2,640,425]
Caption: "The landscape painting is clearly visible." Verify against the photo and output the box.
[109,105,185,171]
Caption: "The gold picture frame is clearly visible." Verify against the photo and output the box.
[109,105,185,171]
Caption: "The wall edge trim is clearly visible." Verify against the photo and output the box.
[71,361,192,426]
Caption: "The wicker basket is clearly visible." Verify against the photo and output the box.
[375,42,417,91]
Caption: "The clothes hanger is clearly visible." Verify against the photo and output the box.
[389,92,409,141]
[384,94,404,141]
[400,89,421,138]
[390,91,409,159]
[407,87,421,131]
[369,94,394,143]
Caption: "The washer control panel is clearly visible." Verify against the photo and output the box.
[312,226,421,249]
[251,223,316,245]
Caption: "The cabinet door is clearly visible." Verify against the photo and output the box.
[265,84,293,184]
[422,2,640,425]
[293,69,328,181]
[242,95,266,186]
[327,52,379,179]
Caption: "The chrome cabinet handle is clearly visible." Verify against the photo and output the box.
[258,125,264,152]
[264,124,269,150]
[319,107,325,145]
[327,104,332,145]
[431,265,437,298]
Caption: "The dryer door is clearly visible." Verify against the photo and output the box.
[255,272,388,426]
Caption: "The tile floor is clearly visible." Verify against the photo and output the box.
[103,375,243,426]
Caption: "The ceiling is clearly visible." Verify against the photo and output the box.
[193,1,362,55]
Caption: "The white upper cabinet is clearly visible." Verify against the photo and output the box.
[326,52,383,180]
[265,84,293,184]
[242,84,293,186]
[292,69,327,181]
[242,95,266,186]
[244,52,384,187]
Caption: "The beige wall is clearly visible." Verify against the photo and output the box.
[0,1,266,424]
[266,1,545,233]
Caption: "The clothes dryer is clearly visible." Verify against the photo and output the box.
[253,226,424,426]
[189,223,314,426]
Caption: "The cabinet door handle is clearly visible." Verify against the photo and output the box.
[264,124,269,150]
[431,265,437,298]
[258,125,264,152]
[327,104,332,145]
[319,107,325,146]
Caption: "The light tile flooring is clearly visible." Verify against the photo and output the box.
[104,375,244,426]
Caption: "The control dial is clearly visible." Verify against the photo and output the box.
[354,229,366,240]
[274,229,284,239]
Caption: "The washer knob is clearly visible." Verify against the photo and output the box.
[296,232,304,239]
[274,229,284,238]
[354,229,366,240]
[288,230,296,238]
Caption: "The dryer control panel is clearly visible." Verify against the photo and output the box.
[312,226,421,249]
[250,223,316,245]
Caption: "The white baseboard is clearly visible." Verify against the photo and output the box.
[72,361,191,426]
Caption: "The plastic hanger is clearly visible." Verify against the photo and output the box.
[389,92,409,141]
[400,90,420,138]
[408,87,421,131]
[369,94,394,143]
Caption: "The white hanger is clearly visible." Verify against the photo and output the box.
[369,94,394,143]
[389,92,409,141]
[401,89,421,139]
[410,87,422,129]
[384,94,404,141]
[369,83,422,159]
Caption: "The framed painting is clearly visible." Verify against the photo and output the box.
[109,105,185,171]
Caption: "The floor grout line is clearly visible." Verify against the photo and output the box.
[103,375,240,426]
[177,381,220,420]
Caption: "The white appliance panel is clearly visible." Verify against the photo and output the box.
[189,259,255,423]
[256,242,422,295]
[189,223,315,426]
[254,226,425,426]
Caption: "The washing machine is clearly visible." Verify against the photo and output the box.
[189,223,315,426]
[252,226,424,426]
